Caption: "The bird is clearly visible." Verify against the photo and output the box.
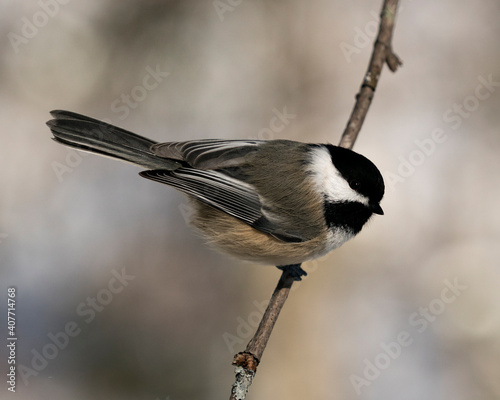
[47,110,384,280]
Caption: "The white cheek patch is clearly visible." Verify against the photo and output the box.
[307,147,369,206]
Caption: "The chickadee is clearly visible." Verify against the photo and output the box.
[47,110,384,280]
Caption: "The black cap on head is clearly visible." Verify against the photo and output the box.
[325,145,385,205]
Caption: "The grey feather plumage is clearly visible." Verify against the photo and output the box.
[47,111,324,244]
[48,110,181,170]
[151,139,262,169]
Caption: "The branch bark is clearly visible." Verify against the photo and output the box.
[229,271,295,400]
[339,0,402,150]
[229,1,401,398]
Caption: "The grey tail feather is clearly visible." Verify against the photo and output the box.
[47,110,181,170]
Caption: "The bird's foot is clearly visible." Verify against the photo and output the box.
[276,264,307,281]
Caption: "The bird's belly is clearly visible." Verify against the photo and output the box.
[188,200,336,266]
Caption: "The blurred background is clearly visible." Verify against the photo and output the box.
[1,0,500,399]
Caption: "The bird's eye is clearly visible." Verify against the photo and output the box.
[349,179,361,190]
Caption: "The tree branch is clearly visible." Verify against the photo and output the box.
[229,271,295,400]
[339,0,402,150]
[229,1,401,398]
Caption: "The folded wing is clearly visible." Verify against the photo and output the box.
[151,139,263,170]
[140,168,305,243]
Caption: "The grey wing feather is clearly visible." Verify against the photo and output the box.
[48,110,180,170]
[139,168,305,243]
[49,110,159,149]
[147,168,262,223]
[151,140,263,169]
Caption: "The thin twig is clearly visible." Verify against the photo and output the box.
[229,1,401,398]
[229,271,295,400]
[339,0,402,150]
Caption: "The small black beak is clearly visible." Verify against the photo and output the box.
[370,203,384,215]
